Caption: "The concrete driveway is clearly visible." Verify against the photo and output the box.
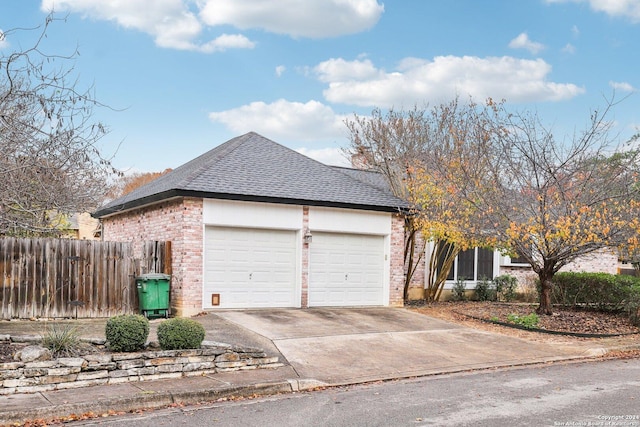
[215,307,585,385]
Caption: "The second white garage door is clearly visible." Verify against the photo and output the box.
[309,232,385,307]
[204,226,297,309]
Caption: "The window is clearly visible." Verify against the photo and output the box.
[508,251,529,265]
[458,249,475,281]
[436,246,495,282]
[477,248,494,280]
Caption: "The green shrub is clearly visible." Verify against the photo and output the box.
[105,314,149,352]
[451,277,467,301]
[493,274,518,302]
[157,317,205,350]
[474,279,496,301]
[551,272,640,316]
[506,313,539,329]
[41,323,84,358]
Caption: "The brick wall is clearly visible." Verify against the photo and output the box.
[501,247,619,297]
[406,229,426,300]
[562,248,618,275]
[389,214,405,306]
[101,198,204,317]
[498,266,538,298]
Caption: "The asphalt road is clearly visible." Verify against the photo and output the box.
[64,359,640,427]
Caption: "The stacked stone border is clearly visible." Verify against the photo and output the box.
[0,334,282,395]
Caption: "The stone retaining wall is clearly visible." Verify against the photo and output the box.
[0,336,282,395]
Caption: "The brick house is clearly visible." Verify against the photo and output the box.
[61,212,100,240]
[94,132,409,316]
[405,242,619,301]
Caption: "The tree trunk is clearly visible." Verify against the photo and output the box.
[536,272,554,315]
[403,224,417,302]
[403,217,426,302]
[426,241,458,302]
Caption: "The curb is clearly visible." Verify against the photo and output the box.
[0,381,293,426]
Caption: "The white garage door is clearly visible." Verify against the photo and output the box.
[204,226,297,308]
[309,232,385,307]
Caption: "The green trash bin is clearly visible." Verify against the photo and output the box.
[136,273,171,318]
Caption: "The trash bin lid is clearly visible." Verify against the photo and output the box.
[136,273,171,281]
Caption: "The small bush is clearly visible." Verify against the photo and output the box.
[105,314,149,352]
[41,323,84,358]
[493,274,518,302]
[451,277,467,301]
[507,313,539,329]
[157,317,205,350]
[474,279,496,301]
[551,272,640,322]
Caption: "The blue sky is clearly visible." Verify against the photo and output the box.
[1,0,639,172]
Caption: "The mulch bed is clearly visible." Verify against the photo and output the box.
[410,301,640,336]
[0,340,101,364]
[458,302,639,336]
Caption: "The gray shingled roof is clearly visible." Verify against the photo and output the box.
[94,132,408,217]
[331,166,393,193]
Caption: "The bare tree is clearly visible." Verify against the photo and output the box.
[345,99,497,301]
[472,98,640,314]
[348,96,640,313]
[346,107,429,301]
[0,15,118,236]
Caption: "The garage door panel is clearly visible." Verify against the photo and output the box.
[309,232,384,307]
[204,227,297,308]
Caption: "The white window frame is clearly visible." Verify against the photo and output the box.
[502,254,531,267]
[444,247,501,287]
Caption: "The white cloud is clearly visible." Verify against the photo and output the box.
[296,147,350,166]
[43,0,384,50]
[199,0,384,38]
[314,58,381,83]
[609,80,636,92]
[275,65,286,77]
[42,0,253,52]
[0,29,8,49]
[199,34,255,53]
[314,56,585,108]
[508,32,545,54]
[208,99,348,141]
[562,43,576,53]
[547,0,640,23]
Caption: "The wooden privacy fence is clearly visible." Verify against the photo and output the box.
[0,238,171,319]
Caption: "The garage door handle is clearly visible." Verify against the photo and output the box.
[345,274,348,281]
[249,273,252,280]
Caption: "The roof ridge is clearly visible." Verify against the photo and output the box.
[176,133,252,187]
[95,132,409,218]
[331,164,378,174]
[331,165,401,201]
